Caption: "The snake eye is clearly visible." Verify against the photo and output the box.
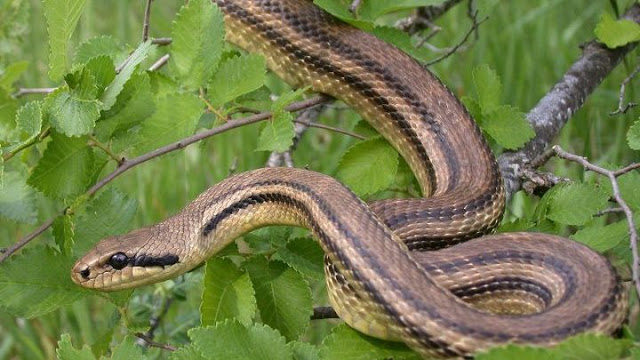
[108,252,129,270]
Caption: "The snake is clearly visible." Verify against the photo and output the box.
[71,0,628,358]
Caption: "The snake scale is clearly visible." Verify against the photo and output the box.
[71,0,628,357]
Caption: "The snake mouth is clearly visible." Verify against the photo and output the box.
[70,253,181,290]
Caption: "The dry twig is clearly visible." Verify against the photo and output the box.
[610,61,640,115]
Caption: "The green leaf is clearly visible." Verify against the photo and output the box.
[552,333,631,360]
[476,344,560,360]
[201,257,256,326]
[170,345,207,360]
[473,64,502,113]
[274,237,325,280]
[571,219,629,253]
[56,334,96,360]
[627,120,640,150]
[289,341,320,360]
[617,170,640,211]
[243,226,293,254]
[134,92,202,154]
[53,214,75,256]
[0,88,18,139]
[319,324,419,360]
[481,105,534,149]
[101,41,154,111]
[314,0,442,26]
[43,0,87,81]
[189,321,293,360]
[244,258,312,341]
[0,246,90,318]
[370,27,430,62]
[27,132,94,199]
[74,35,122,65]
[170,0,225,89]
[209,54,267,105]
[96,72,154,142]
[595,12,640,49]
[336,137,399,196]
[45,85,101,137]
[272,88,307,113]
[74,188,137,255]
[83,55,116,96]
[546,183,609,226]
[256,111,295,152]
[0,60,29,91]
[0,171,37,224]
[16,101,43,142]
[109,336,145,360]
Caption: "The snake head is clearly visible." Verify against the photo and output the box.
[71,227,182,291]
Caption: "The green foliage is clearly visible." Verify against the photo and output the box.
[27,132,95,199]
[200,257,256,326]
[101,41,153,111]
[256,89,305,152]
[187,321,293,359]
[0,170,36,223]
[0,247,89,318]
[463,64,535,149]
[319,325,420,360]
[545,183,609,226]
[477,334,632,360]
[315,0,446,28]
[245,258,313,341]
[170,0,225,90]
[628,119,640,150]
[336,137,399,196]
[133,93,203,154]
[56,334,95,360]
[595,12,640,48]
[43,0,87,81]
[209,54,267,106]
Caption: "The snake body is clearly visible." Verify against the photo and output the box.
[72,0,627,357]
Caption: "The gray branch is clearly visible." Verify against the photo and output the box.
[498,3,640,199]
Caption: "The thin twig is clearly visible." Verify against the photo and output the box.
[134,333,176,352]
[596,207,624,217]
[143,297,174,341]
[14,88,55,97]
[396,0,464,34]
[148,54,170,71]
[293,119,365,140]
[615,162,640,176]
[425,13,487,66]
[610,61,640,115]
[551,145,640,302]
[349,0,362,14]
[142,0,153,42]
[88,135,124,165]
[0,95,329,263]
[151,37,172,46]
[2,127,50,162]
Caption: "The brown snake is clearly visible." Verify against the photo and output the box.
[71,0,628,357]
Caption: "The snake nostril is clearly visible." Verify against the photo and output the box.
[80,268,90,279]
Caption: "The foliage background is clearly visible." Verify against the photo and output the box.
[0,0,639,359]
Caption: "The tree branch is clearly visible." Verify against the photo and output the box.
[0,95,329,263]
[498,3,640,199]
